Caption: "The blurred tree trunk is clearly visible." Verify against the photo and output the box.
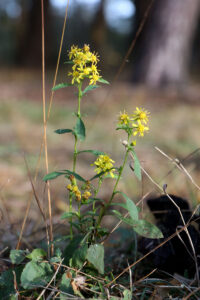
[17,0,51,66]
[133,0,200,87]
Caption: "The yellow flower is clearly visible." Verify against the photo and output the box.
[68,45,80,60]
[68,44,101,85]
[92,154,115,177]
[118,111,130,125]
[132,107,150,124]
[89,73,101,85]
[132,120,149,137]
[67,184,73,191]
[68,70,83,84]
[82,190,91,200]
[83,44,90,53]
[131,140,137,147]
[90,53,99,64]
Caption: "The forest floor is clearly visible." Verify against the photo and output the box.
[1,68,200,249]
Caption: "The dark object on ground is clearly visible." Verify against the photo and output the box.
[140,194,200,277]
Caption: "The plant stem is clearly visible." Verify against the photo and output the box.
[93,177,103,212]
[69,193,73,240]
[97,136,130,226]
[73,135,78,172]
[77,83,82,118]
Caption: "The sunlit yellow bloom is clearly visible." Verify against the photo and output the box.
[68,45,80,60]
[118,111,130,125]
[132,107,150,124]
[68,70,83,84]
[92,154,115,178]
[82,190,91,200]
[89,73,101,85]
[90,53,99,64]
[83,44,90,52]
[67,184,73,191]
[132,120,149,137]
[78,66,91,76]
[68,44,101,85]
[90,64,98,74]
[131,140,137,147]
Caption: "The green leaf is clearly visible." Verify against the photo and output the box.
[123,289,132,300]
[63,236,83,265]
[61,212,78,220]
[82,85,99,95]
[74,117,86,141]
[115,191,138,221]
[72,244,88,269]
[98,78,110,84]
[130,148,142,181]
[90,171,105,181]
[0,266,23,299]
[77,149,104,156]
[112,210,134,226]
[65,170,86,182]
[131,219,163,239]
[26,248,47,261]
[86,244,104,274]
[60,272,73,298]
[20,261,53,289]
[54,128,74,135]
[43,171,66,181]
[112,210,163,238]
[10,250,26,264]
[52,83,73,91]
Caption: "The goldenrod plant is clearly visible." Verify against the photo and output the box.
[3,45,163,299]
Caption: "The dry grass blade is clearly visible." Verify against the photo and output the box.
[41,0,53,256]
[183,286,200,300]
[155,146,200,191]
[134,268,157,285]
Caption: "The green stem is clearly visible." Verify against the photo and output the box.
[73,83,82,172]
[69,83,83,239]
[93,177,103,212]
[73,135,78,172]
[97,136,131,226]
[69,193,73,240]
[77,83,82,118]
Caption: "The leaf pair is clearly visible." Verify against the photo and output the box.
[113,191,163,239]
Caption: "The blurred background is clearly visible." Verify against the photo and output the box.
[1,0,200,243]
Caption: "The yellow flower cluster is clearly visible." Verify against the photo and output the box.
[118,107,150,137]
[67,178,92,203]
[92,154,115,178]
[68,44,101,85]
[67,183,81,202]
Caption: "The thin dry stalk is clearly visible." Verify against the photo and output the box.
[134,268,157,285]
[183,286,200,300]
[47,0,70,120]
[155,146,200,191]
[41,0,53,256]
